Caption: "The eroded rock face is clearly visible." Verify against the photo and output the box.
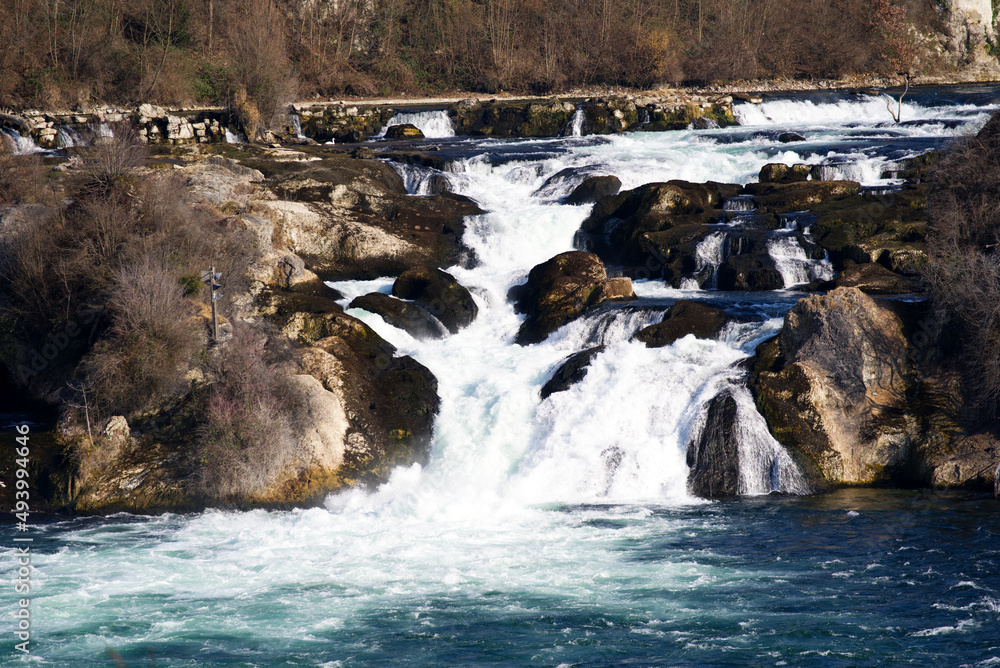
[509,251,608,345]
[633,300,729,348]
[750,288,918,486]
[687,391,741,498]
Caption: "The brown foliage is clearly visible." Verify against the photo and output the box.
[197,321,296,499]
[923,112,1000,415]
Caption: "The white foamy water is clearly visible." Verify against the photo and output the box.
[0,127,40,154]
[380,109,455,138]
[768,231,834,287]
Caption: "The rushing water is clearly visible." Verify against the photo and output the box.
[3,88,1000,666]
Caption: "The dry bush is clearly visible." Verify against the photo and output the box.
[0,142,49,206]
[82,254,200,416]
[197,320,295,500]
[82,123,148,196]
[227,0,296,139]
[923,112,1000,415]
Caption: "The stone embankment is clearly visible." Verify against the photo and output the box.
[0,90,735,149]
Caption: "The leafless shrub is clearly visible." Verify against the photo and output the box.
[197,320,296,500]
[82,123,148,196]
[82,254,200,416]
[923,112,1000,415]
[0,140,49,206]
[227,0,296,140]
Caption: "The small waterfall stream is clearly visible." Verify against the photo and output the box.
[380,109,456,138]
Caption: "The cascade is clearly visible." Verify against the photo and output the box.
[569,108,585,137]
[693,231,728,289]
[0,128,39,154]
[766,230,833,287]
[380,109,455,138]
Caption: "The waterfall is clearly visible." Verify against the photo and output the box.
[389,161,446,196]
[0,128,39,154]
[766,230,833,287]
[290,112,306,140]
[723,195,756,212]
[693,231,728,289]
[381,110,455,138]
[569,108,585,137]
[687,385,811,495]
[55,126,82,148]
[225,127,246,143]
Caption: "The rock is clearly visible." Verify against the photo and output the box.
[717,255,785,291]
[778,132,806,143]
[924,433,998,489]
[565,175,622,205]
[743,179,860,211]
[633,300,729,347]
[352,146,377,159]
[103,415,131,445]
[509,251,608,345]
[579,180,737,268]
[687,390,741,497]
[540,346,605,399]
[384,124,425,139]
[758,163,810,184]
[593,277,636,302]
[349,292,448,339]
[392,266,478,333]
[750,288,918,486]
[692,116,720,129]
[833,262,919,294]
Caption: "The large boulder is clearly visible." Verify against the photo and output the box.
[743,180,860,212]
[633,300,729,347]
[750,288,919,486]
[686,390,741,497]
[349,293,449,339]
[509,251,608,345]
[392,266,478,333]
[717,254,785,291]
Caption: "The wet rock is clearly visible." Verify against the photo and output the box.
[687,390,741,497]
[540,346,605,399]
[252,155,481,280]
[778,132,806,143]
[565,175,622,205]
[807,184,928,274]
[509,251,608,345]
[759,163,810,183]
[384,124,425,140]
[832,262,919,294]
[580,181,737,267]
[743,179,860,211]
[392,266,478,333]
[633,300,729,347]
[717,255,784,291]
[750,288,919,486]
[593,277,636,302]
[349,293,448,339]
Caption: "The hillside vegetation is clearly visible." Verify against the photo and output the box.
[0,0,950,113]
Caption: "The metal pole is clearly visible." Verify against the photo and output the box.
[210,265,218,341]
